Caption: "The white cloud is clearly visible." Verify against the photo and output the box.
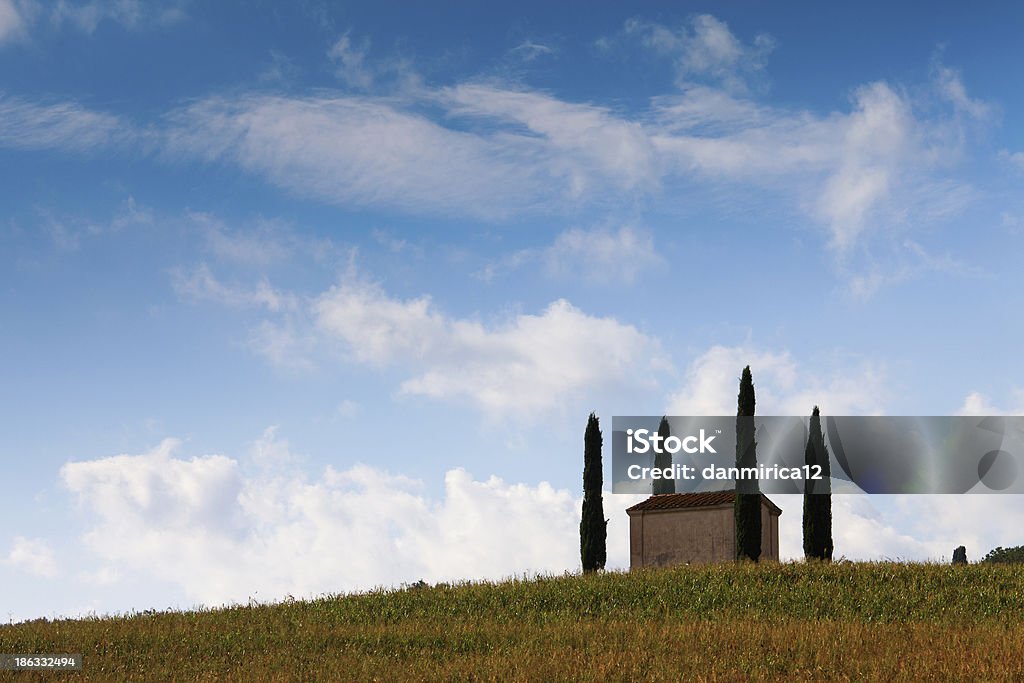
[666,344,886,416]
[0,0,184,43]
[106,195,153,231]
[509,39,554,62]
[249,426,299,470]
[189,212,294,266]
[477,225,662,285]
[313,281,443,366]
[336,399,360,418]
[0,0,32,44]
[6,536,58,577]
[443,83,660,197]
[999,149,1024,168]
[624,15,775,92]
[813,83,911,249]
[843,239,979,300]
[327,29,419,92]
[0,16,989,254]
[58,433,638,606]
[934,65,990,121]
[50,0,185,34]
[775,492,1024,563]
[248,318,316,372]
[328,31,373,89]
[30,196,153,252]
[0,95,134,152]
[311,279,663,417]
[544,225,662,284]
[163,94,550,219]
[62,438,246,534]
[57,433,1024,615]
[956,390,1024,416]
[171,264,297,313]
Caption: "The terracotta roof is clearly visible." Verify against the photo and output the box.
[625,491,782,515]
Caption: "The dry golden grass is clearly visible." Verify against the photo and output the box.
[3,562,1024,681]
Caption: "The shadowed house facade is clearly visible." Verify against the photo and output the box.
[626,491,782,568]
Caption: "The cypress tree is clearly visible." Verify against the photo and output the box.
[580,412,606,572]
[734,365,762,561]
[653,416,675,495]
[802,406,833,561]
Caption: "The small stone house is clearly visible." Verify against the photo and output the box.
[626,491,781,568]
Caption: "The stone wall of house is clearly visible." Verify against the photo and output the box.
[629,501,780,569]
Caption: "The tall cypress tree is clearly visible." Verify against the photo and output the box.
[580,412,606,572]
[802,406,833,561]
[734,366,762,561]
[653,416,675,495]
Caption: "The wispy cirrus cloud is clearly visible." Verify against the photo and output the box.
[477,225,662,285]
[0,94,137,152]
[0,0,185,45]
[0,0,33,45]
[0,15,992,255]
[623,14,775,93]
[328,31,374,89]
[161,94,552,219]
[171,263,298,312]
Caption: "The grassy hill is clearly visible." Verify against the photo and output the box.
[3,562,1024,681]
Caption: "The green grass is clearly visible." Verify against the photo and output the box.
[3,562,1024,681]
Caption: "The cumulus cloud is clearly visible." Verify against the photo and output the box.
[956,389,1024,416]
[666,344,886,416]
[54,432,1024,615]
[311,279,663,417]
[775,492,1024,563]
[6,536,58,577]
[58,433,639,606]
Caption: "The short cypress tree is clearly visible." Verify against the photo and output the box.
[802,406,834,561]
[653,416,675,495]
[734,366,762,562]
[580,412,606,572]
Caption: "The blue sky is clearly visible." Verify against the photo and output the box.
[3,0,1024,622]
